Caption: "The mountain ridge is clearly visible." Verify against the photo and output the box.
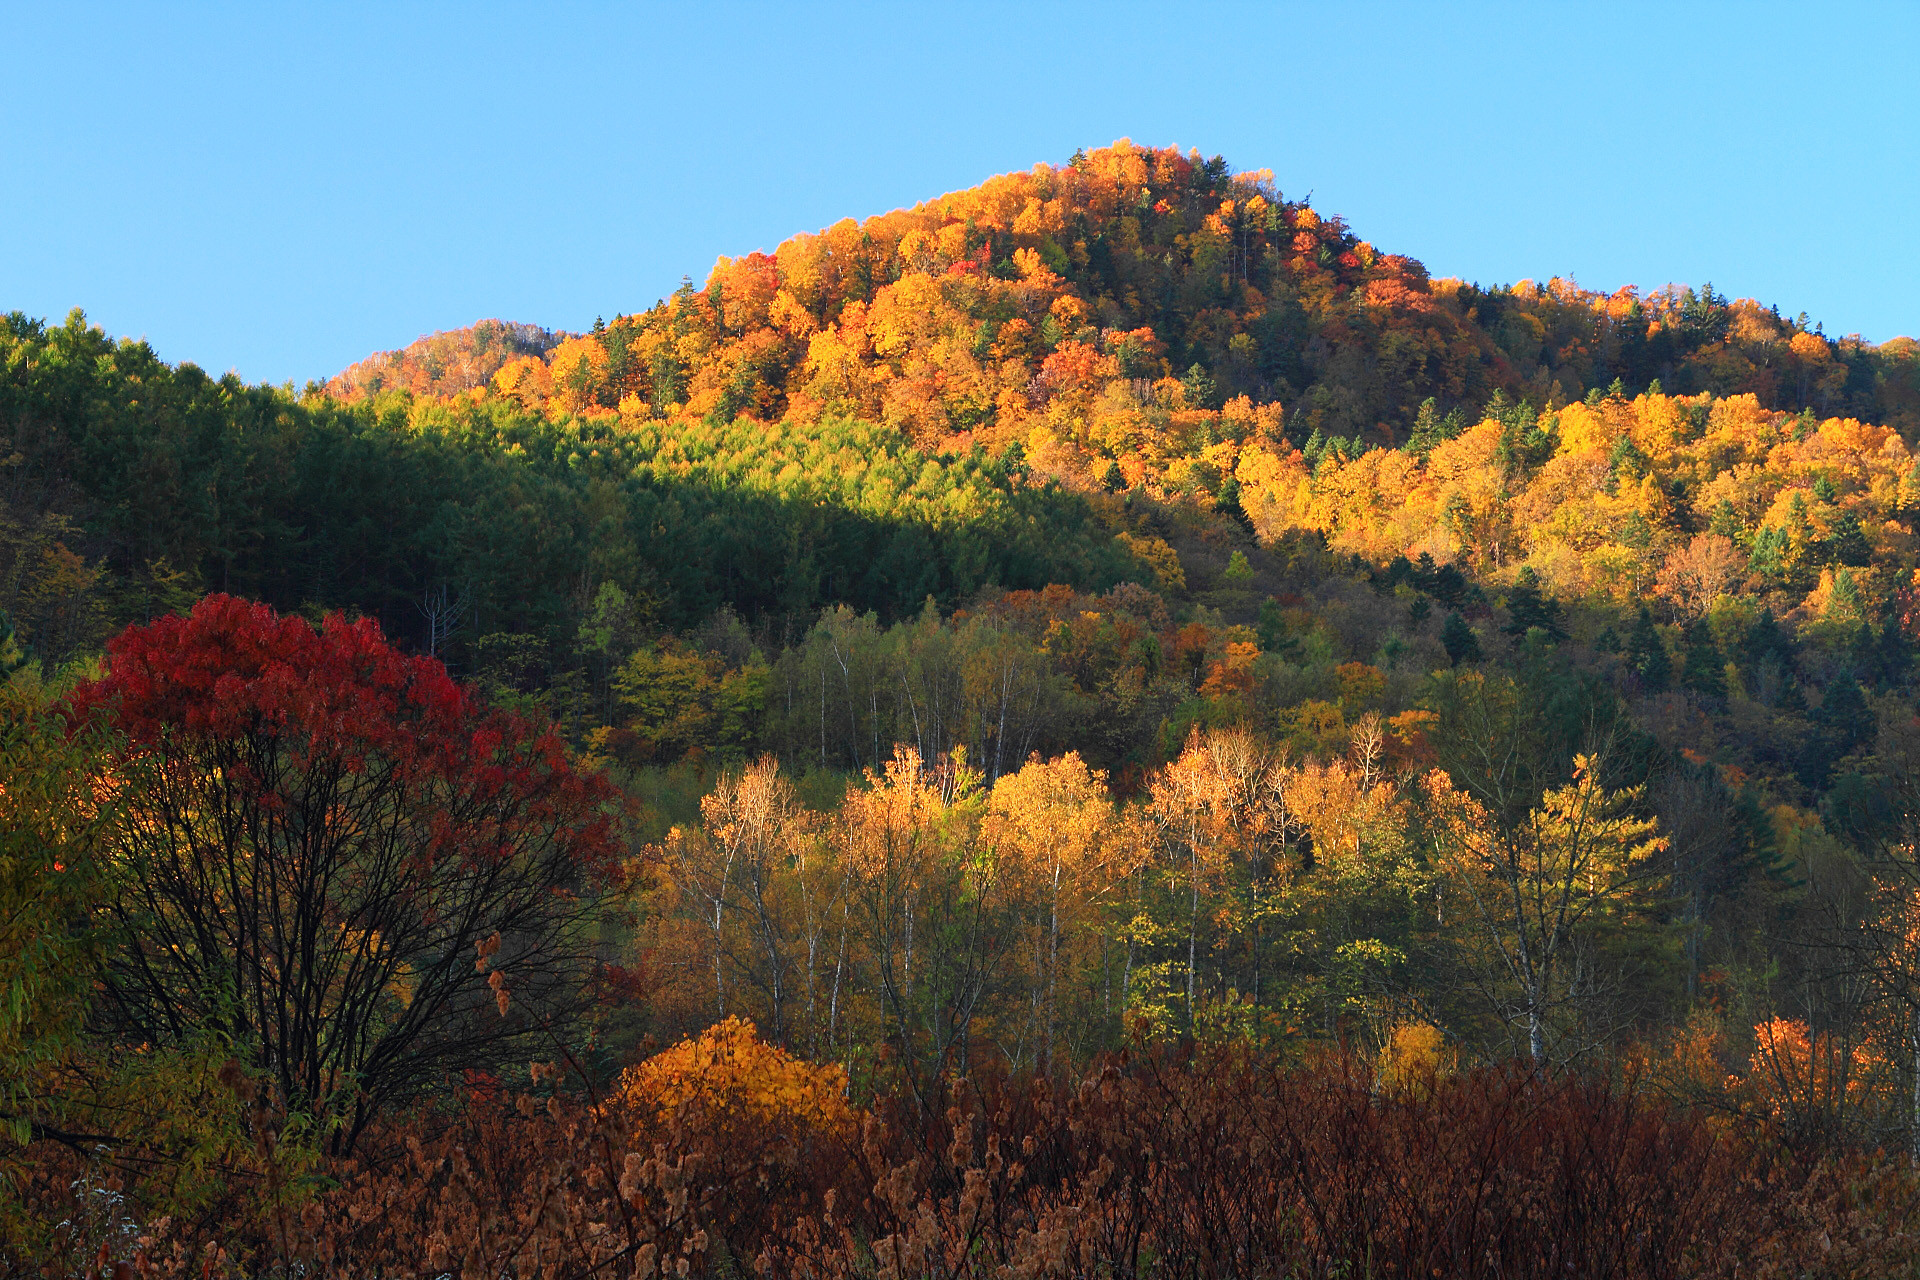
[325,317,567,400]
[323,140,1920,454]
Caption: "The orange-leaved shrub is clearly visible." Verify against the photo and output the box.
[616,1015,855,1141]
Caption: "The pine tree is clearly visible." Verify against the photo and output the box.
[1879,614,1913,686]
[1409,397,1441,455]
[1708,499,1742,540]
[1816,670,1872,752]
[1503,568,1567,642]
[1181,362,1218,411]
[1680,619,1727,699]
[1627,607,1671,692]
[1442,612,1480,666]
[1827,511,1873,567]
[1744,609,1794,669]
[1256,598,1294,654]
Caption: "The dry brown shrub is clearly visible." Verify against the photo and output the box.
[12,1040,1920,1279]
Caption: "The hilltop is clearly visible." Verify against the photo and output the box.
[330,140,1920,470]
[325,318,566,399]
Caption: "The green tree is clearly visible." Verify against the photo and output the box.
[0,682,116,1151]
[1502,569,1566,643]
[1442,612,1480,666]
[1181,363,1219,411]
[1626,607,1671,692]
[1680,619,1726,699]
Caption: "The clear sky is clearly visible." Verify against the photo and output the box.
[3,2,1914,386]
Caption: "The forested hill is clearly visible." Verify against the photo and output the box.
[8,139,1920,816]
[24,144,1920,1258]
[324,318,565,400]
[330,139,1920,453]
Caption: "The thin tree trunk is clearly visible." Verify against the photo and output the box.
[829,896,849,1049]
[1911,1004,1920,1168]
[1187,839,1200,1030]
[993,661,1011,782]
[1045,860,1061,1074]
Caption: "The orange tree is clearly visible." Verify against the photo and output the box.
[64,595,621,1149]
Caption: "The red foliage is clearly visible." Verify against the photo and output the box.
[66,594,620,877]
[58,595,624,1140]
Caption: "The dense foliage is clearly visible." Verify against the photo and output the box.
[0,309,1142,666]
[9,141,1920,1273]
[325,318,563,400]
[67,596,622,1147]
[339,142,1920,448]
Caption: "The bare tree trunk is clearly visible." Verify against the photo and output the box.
[1187,839,1200,1030]
[993,660,1011,782]
[829,896,849,1049]
[711,893,726,1019]
[1045,861,1061,1074]
[417,581,468,659]
[1911,1004,1920,1168]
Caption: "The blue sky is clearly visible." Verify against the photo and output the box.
[3,2,1914,386]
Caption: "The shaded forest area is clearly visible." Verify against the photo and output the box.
[10,142,1920,1275]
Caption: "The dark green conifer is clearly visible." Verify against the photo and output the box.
[1827,511,1873,567]
[1441,611,1480,666]
[1878,614,1913,686]
[1256,598,1291,654]
[1681,619,1726,698]
[1502,567,1567,642]
[1626,607,1671,692]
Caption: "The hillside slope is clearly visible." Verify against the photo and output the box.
[326,318,565,399]
[7,144,1920,1041]
[331,140,1920,465]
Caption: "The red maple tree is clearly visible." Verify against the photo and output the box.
[66,595,622,1147]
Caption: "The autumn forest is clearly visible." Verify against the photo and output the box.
[10,141,1920,1275]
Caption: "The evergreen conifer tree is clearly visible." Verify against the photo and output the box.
[1442,611,1480,666]
[1627,607,1671,692]
[1681,619,1727,698]
[1503,568,1567,642]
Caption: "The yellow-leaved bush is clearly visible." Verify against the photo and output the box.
[616,1016,855,1143]
[1375,1020,1452,1096]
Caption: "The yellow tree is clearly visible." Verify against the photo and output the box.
[1427,755,1667,1063]
[983,752,1137,1072]
[1282,739,1420,1040]
[698,756,814,1046]
[835,746,997,1082]
[1146,727,1288,1029]
[657,757,852,1051]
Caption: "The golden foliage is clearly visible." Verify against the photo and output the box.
[1375,1020,1451,1095]
[617,1015,854,1141]
[1742,1017,1886,1128]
